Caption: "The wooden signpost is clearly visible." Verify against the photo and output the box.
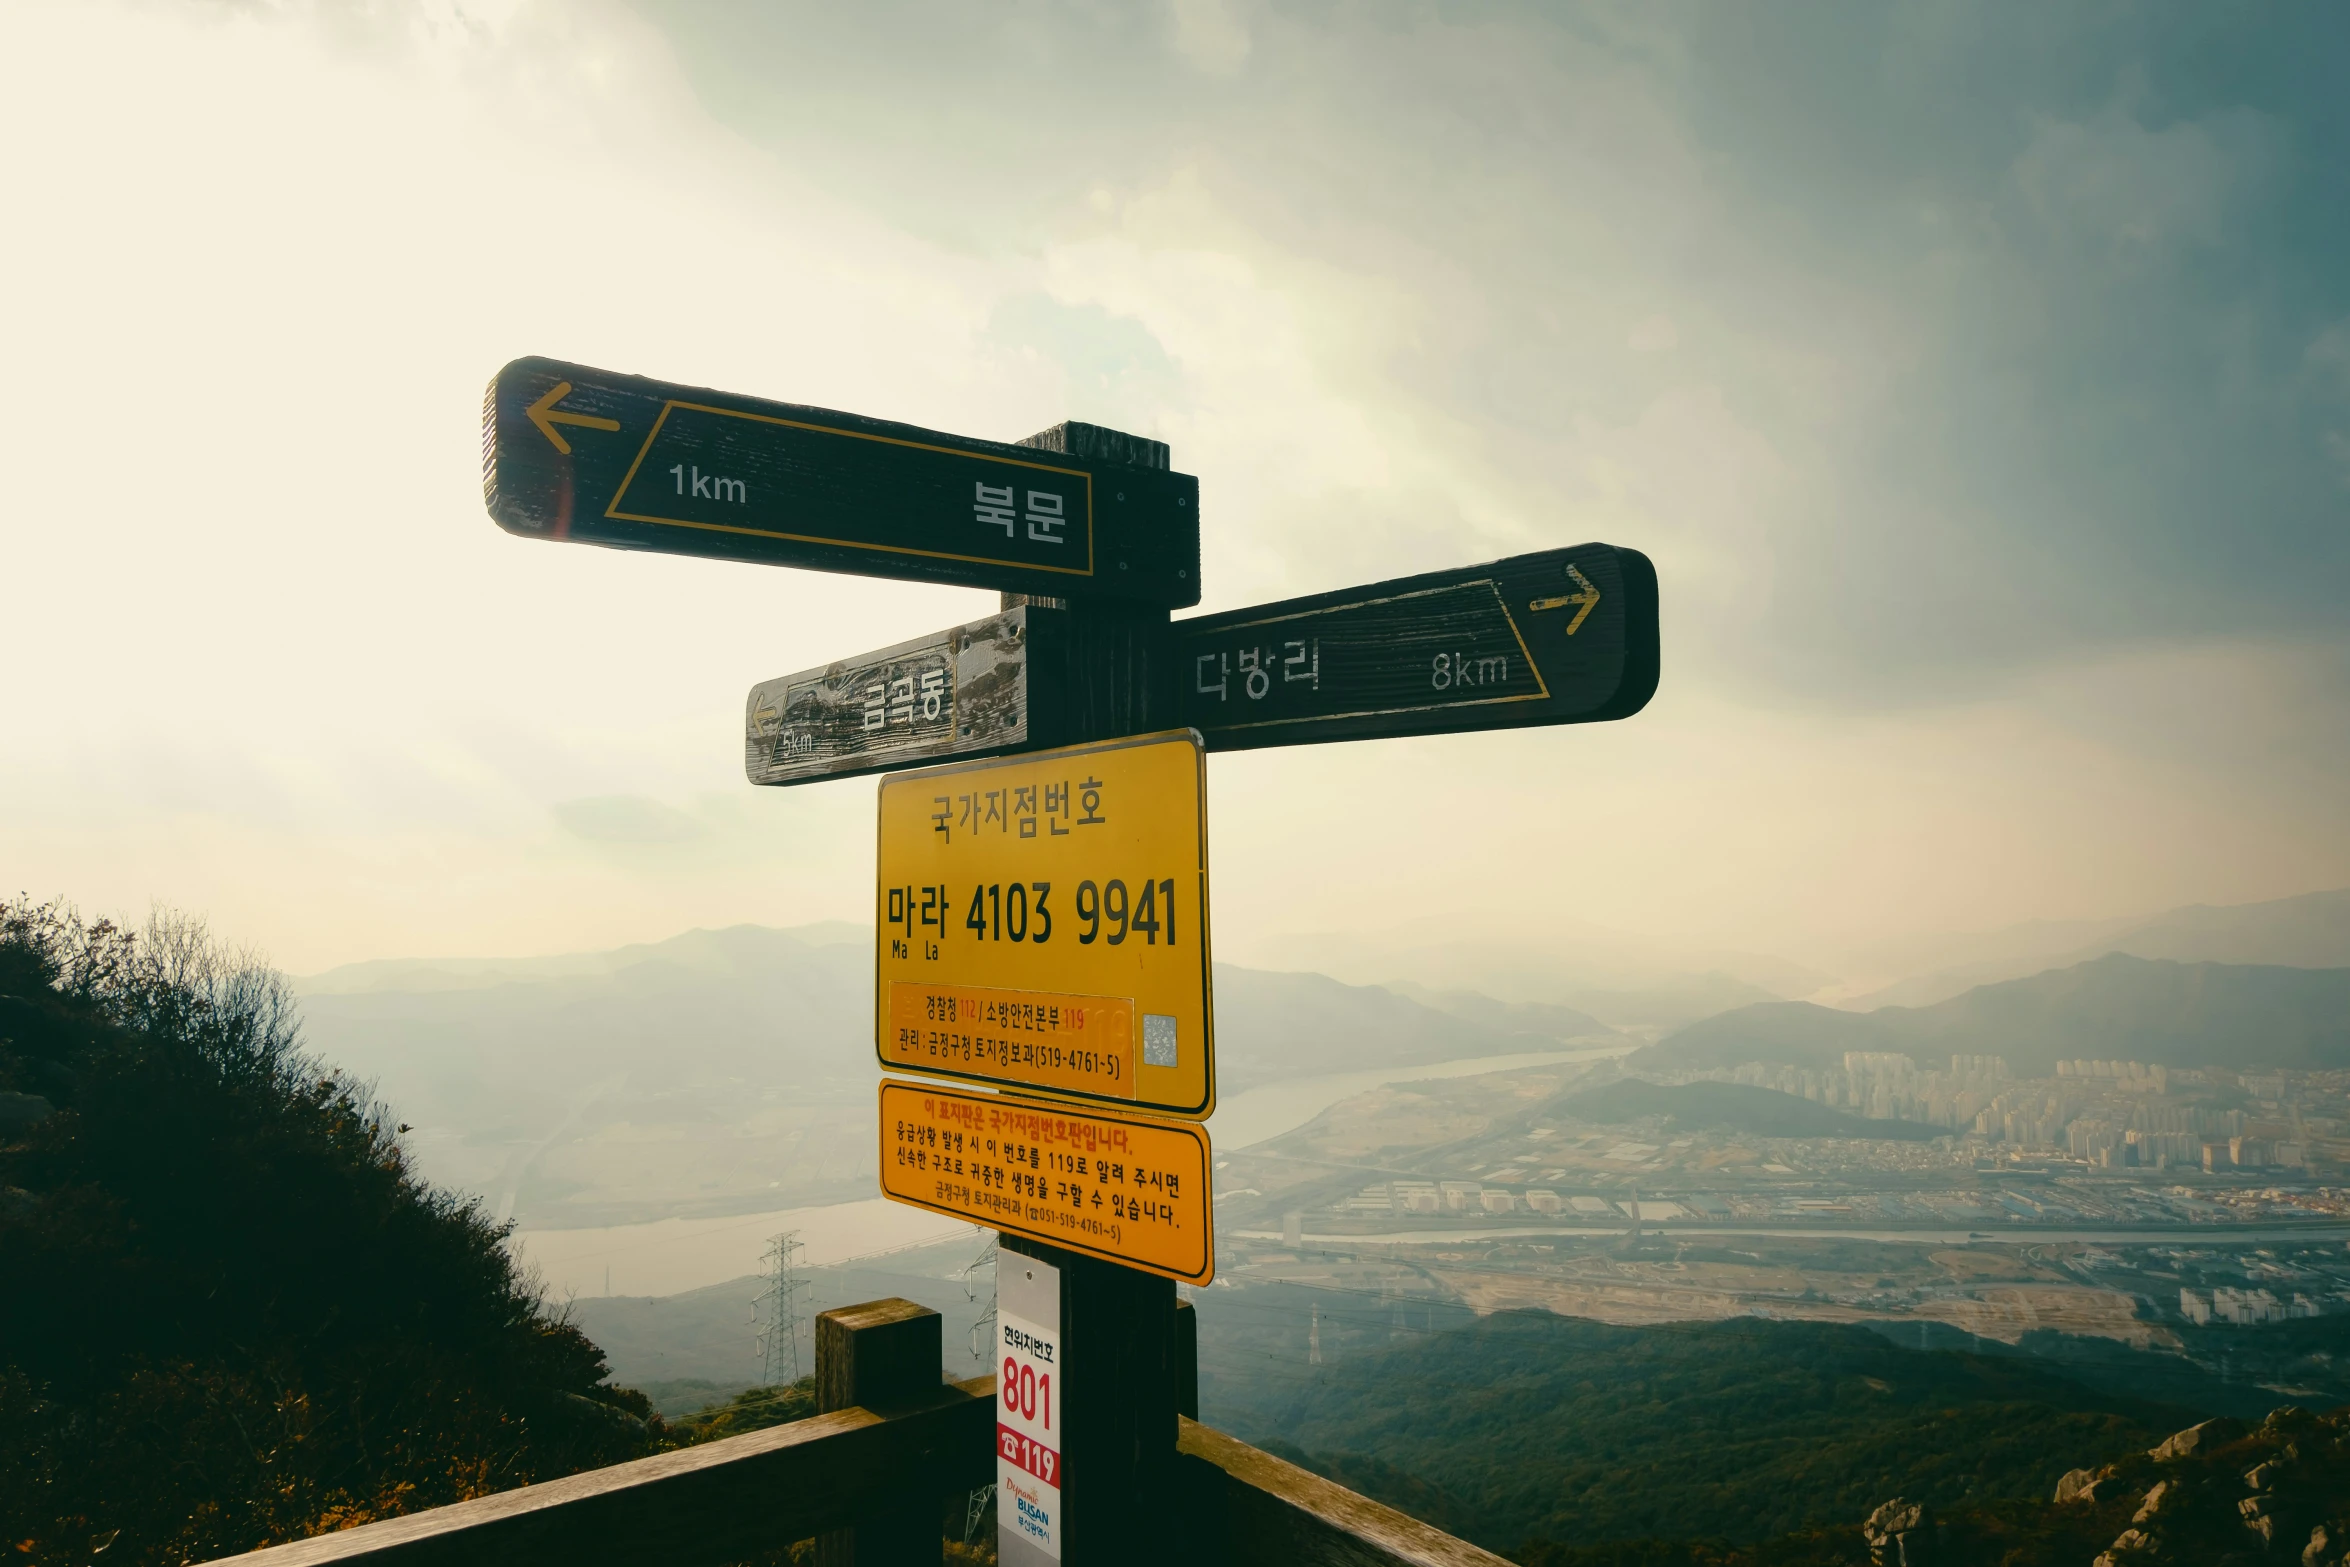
[486,357,1658,1565]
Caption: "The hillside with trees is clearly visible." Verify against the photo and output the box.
[1205,1304,2203,1557]
[0,900,661,1567]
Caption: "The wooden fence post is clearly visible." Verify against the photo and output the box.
[816,1298,945,1566]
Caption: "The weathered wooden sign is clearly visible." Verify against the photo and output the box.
[481,356,1200,606]
[745,609,1031,786]
[878,1079,1213,1283]
[1176,543,1658,751]
[874,731,1213,1118]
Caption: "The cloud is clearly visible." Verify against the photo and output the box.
[4,0,2346,972]
[634,1,2349,699]
[1168,0,1250,75]
[552,795,707,846]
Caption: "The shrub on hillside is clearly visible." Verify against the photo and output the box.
[0,900,660,1566]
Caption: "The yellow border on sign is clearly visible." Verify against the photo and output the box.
[873,728,1216,1119]
[605,400,1099,578]
[876,1078,1215,1284]
[1186,579,1554,732]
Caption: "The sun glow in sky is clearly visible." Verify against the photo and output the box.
[2,0,2345,985]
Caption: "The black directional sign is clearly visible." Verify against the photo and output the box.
[482,357,1201,607]
[1174,544,1657,750]
[738,544,1657,786]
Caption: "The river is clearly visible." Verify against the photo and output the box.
[1203,1043,1632,1152]
[515,1044,1630,1298]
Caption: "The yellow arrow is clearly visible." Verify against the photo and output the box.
[1529,563,1601,635]
[525,381,621,455]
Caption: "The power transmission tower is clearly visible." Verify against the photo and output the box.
[752,1231,809,1385]
[1309,1304,1323,1366]
[958,1231,1000,1546]
[958,1230,999,1365]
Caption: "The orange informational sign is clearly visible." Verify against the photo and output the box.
[875,730,1214,1118]
[877,1079,1214,1284]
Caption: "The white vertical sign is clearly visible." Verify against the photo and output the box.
[997,1253,1062,1564]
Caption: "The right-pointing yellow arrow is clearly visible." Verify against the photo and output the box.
[525,381,621,455]
[1529,563,1601,635]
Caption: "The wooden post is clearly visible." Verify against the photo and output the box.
[1007,420,1183,749]
[816,1298,945,1566]
[996,420,1189,1566]
[1175,1298,1199,1420]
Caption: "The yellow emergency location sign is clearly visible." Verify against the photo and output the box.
[875,730,1214,1118]
[878,1080,1214,1284]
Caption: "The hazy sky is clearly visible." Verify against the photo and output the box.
[3,0,2345,983]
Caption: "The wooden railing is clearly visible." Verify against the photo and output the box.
[199,1298,1508,1567]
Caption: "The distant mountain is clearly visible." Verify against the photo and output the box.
[295,924,878,1226]
[2097,888,2350,968]
[299,921,873,996]
[1635,954,2350,1077]
[1244,918,1825,1030]
[1561,1078,1941,1141]
[1209,969,1618,1092]
[569,1244,996,1388]
[1847,888,2350,1010]
[1550,973,1790,1033]
[293,924,1575,1225]
[1379,984,1618,1048]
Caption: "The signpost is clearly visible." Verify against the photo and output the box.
[482,357,1201,606]
[874,731,1214,1117]
[488,356,1659,1564]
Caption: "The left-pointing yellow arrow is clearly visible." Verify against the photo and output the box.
[525,382,622,455]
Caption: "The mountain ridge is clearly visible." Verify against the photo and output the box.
[1843,888,2350,1010]
[290,923,1619,1226]
[1636,952,2350,1076]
